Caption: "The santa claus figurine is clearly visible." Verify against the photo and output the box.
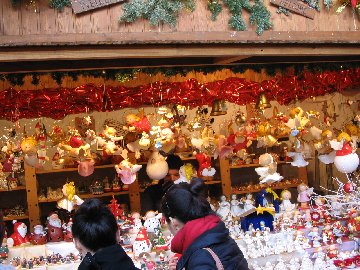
[46,213,64,242]
[29,225,47,245]
[7,221,30,247]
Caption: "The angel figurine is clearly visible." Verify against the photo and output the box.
[216,195,231,220]
[230,194,243,217]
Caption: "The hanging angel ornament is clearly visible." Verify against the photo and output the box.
[255,153,283,184]
[115,150,142,184]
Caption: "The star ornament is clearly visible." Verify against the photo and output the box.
[256,206,275,215]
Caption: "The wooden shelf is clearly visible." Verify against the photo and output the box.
[79,191,129,199]
[230,161,287,169]
[232,183,301,195]
[35,164,115,174]
[4,215,29,221]
[204,180,222,185]
[38,191,130,203]
[0,186,26,192]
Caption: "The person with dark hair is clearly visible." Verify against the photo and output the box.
[141,154,184,213]
[161,178,249,270]
[72,198,138,270]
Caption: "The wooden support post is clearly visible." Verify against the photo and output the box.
[128,153,141,212]
[219,158,232,198]
[24,163,40,230]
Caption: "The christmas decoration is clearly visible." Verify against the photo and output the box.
[7,221,30,247]
[10,0,71,11]
[120,0,195,28]
[108,195,123,218]
[146,151,168,180]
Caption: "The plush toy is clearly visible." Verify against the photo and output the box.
[7,221,30,247]
[255,153,283,184]
[146,151,168,180]
[21,137,38,167]
[57,182,83,212]
[78,158,95,177]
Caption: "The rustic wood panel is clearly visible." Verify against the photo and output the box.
[39,1,57,34]
[1,0,21,35]
[0,0,359,45]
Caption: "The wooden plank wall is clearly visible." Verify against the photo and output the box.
[0,0,359,46]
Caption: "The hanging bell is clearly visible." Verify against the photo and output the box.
[210,100,227,116]
[255,93,271,110]
[235,112,247,126]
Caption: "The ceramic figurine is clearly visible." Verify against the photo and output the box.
[112,175,121,192]
[103,177,112,192]
[297,183,313,209]
[57,182,83,212]
[243,193,255,212]
[130,212,143,234]
[143,211,161,233]
[29,225,47,245]
[216,195,231,220]
[63,219,73,242]
[7,221,30,247]
[46,213,64,242]
[230,194,243,217]
[280,190,295,212]
[133,228,152,258]
[90,180,104,195]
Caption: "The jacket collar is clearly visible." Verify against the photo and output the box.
[176,221,230,269]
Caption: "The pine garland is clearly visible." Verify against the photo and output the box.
[120,0,195,27]
[208,0,223,21]
[48,0,71,11]
[249,0,272,35]
[9,0,71,11]
[1,62,359,87]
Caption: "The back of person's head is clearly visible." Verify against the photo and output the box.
[72,198,117,252]
[161,178,212,223]
[166,154,184,170]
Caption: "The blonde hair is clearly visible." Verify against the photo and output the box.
[65,182,76,201]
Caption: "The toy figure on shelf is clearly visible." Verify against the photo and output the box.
[0,164,8,190]
[46,213,64,242]
[243,193,255,212]
[112,175,121,192]
[133,228,152,258]
[7,221,30,247]
[280,190,295,212]
[195,152,216,179]
[143,211,161,233]
[297,183,313,209]
[62,218,73,242]
[216,195,231,220]
[230,194,243,217]
[175,163,194,184]
[77,155,95,177]
[130,212,143,234]
[57,182,83,212]
[29,225,47,245]
[21,137,38,167]
[108,196,123,219]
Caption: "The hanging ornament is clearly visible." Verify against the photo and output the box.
[344,181,356,193]
[235,111,247,126]
[255,92,271,111]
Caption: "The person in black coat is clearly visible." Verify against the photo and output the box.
[72,199,138,270]
[141,154,184,214]
[161,179,249,270]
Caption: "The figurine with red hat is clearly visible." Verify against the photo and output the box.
[62,218,73,242]
[7,221,30,247]
[29,225,47,245]
[133,227,152,258]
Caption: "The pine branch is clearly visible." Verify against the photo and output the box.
[250,0,272,35]
[208,0,223,21]
[48,0,71,11]
[229,14,247,31]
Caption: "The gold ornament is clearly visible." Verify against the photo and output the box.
[210,100,227,116]
[255,93,271,111]
[235,112,247,126]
